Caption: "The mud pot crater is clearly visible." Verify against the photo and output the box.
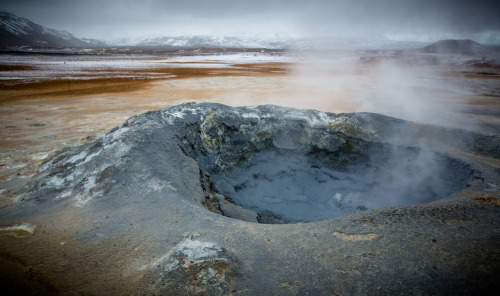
[173,104,475,224]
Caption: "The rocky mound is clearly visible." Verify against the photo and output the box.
[18,103,486,223]
[420,39,500,64]
[422,39,484,54]
[1,103,499,295]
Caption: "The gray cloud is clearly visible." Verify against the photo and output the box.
[1,0,499,42]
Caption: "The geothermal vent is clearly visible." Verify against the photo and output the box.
[30,103,477,225]
[171,103,474,224]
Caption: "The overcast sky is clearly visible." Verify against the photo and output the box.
[1,0,500,43]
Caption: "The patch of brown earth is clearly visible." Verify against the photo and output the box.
[0,58,499,206]
[0,62,295,194]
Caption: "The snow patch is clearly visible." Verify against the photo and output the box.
[162,104,204,124]
[48,176,66,187]
[83,176,96,192]
[80,150,101,165]
[56,191,72,199]
[149,179,177,192]
[163,110,186,125]
[240,112,261,120]
[139,239,220,271]
[65,151,88,165]
[308,111,331,126]
[0,223,36,238]
[73,190,102,208]
[103,126,130,145]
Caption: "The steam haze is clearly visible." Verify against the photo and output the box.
[1,0,499,132]
[2,0,500,43]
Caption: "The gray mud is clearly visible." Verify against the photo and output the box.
[207,146,473,223]
[0,103,499,295]
[174,104,475,223]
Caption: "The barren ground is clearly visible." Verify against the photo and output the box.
[0,54,499,204]
[0,53,499,295]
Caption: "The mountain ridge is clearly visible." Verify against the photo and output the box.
[0,11,421,51]
[1,11,498,54]
[0,11,103,49]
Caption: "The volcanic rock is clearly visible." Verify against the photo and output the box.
[0,103,499,295]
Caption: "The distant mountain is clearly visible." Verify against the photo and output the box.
[112,35,292,49]
[0,11,290,50]
[419,39,500,66]
[421,39,488,55]
[0,11,104,49]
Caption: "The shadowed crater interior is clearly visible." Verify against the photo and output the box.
[173,104,475,224]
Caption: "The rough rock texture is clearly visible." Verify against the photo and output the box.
[0,103,499,295]
[174,105,475,223]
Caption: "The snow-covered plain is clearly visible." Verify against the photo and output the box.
[0,52,295,83]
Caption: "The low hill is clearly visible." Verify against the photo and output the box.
[421,39,487,55]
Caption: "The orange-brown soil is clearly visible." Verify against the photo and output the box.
[0,58,499,199]
[0,55,499,295]
[0,62,297,190]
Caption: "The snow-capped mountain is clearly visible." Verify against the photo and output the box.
[0,11,103,49]
[111,34,293,49]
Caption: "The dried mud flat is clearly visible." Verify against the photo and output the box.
[0,53,499,295]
